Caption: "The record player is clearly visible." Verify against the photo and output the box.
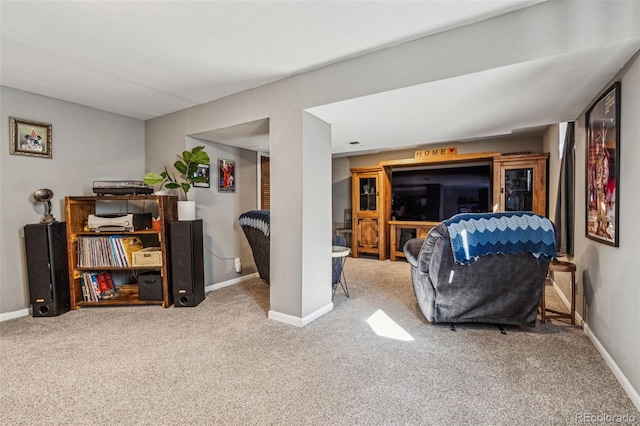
[93,180,153,196]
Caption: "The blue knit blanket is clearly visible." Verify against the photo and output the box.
[443,212,557,265]
[239,210,270,237]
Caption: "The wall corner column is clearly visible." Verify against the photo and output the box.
[268,110,333,326]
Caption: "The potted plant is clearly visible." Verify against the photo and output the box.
[144,146,210,220]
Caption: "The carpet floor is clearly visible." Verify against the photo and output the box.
[1,257,638,425]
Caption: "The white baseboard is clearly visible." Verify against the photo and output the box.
[268,302,333,327]
[205,272,260,293]
[551,280,583,325]
[1,274,260,322]
[0,308,30,322]
[583,322,640,412]
[543,281,639,410]
[212,273,334,326]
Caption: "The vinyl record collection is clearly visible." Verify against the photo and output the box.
[76,235,143,267]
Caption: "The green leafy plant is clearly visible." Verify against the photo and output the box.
[144,146,210,201]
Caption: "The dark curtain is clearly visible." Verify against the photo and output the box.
[554,122,575,256]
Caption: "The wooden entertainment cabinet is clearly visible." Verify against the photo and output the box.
[65,195,177,308]
[350,152,549,261]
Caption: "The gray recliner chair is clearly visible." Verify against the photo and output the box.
[403,212,556,327]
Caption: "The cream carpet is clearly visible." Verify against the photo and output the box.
[1,257,638,425]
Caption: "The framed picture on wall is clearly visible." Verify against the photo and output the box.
[586,82,620,247]
[9,117,53,158]
[193,164,210,188]
[218,159,236,192]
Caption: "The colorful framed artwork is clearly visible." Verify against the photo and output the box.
[218,159,235,192]
[193,164,210,188]
[586,82,620,247]
[10,117,53,158]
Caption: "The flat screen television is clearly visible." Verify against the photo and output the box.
[391,163,492,222]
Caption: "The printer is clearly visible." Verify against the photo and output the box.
[88,213,152,232]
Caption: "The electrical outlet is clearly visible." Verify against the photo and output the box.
[234,258,242,273]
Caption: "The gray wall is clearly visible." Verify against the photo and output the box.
[0,86,145,314]
[184,137,260,284]
[146,120,263,288]
[145,1,640,325]
[0,87,262,315]
[542,53,640,402]
[573,53,640,399]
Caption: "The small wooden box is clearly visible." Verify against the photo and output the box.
[132,247,162,267]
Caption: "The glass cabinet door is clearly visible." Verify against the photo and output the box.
[351,166,387,259]
[503,168,534,212]
[358,176,377,212]
[494,153,548,216]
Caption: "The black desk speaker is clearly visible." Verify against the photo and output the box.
[171,220,205,307]
[24,222,70,317]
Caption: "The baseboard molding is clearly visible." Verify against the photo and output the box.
[268,302,333,327]
[205,272,260,293]
[583,322,640,412]
[551,280,583,325]
[1,274,260,322]
[0,308,30,322]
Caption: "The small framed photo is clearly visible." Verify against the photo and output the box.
[193,164,210,188]
[10,117,53,158]
[218,159,236,192]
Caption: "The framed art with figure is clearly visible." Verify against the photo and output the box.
[10,117,53,158]
[218,159,235,192]
[586,82,620,247]
[193,164,210,188]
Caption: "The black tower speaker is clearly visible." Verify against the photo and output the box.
[24,222,71,317]
[171,219,205,307]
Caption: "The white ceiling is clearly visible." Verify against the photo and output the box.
[310,38,640,156]
[2,1,639,156]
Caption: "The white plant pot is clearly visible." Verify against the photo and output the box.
[178,200,196,221]
[154,190,167,195]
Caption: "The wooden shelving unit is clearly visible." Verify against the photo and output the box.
[65,195,177,309]
[388,220,440,261]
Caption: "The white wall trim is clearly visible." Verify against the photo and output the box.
[268,302,333,327]
[583,322,640,412]
[1,274,260,322]
[551,280,583,325]
[0,308,30,322]
[205,272,260,293]
[544,280,640,408]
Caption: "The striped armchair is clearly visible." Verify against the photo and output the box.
[239,210,348,291]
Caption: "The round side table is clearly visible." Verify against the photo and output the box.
[332,246,350,299]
